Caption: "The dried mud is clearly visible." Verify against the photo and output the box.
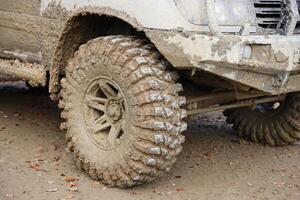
[0,82,299,200]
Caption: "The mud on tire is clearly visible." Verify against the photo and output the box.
[59,36,187,187]
[224,93,300,146]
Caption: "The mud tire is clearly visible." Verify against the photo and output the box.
[59,36,187,187]
[224,93,300,146]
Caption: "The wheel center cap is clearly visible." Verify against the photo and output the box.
[106,99,122,122]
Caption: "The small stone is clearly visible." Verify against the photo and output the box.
[146,158,157,166]
[46,188,58,192]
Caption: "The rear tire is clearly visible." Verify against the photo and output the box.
[59,36,187,187]
[224,93,300,146]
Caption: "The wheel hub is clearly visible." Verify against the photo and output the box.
[83,77,127,150]
[106,99,122,122]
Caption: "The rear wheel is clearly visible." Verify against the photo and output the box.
[224,93,300,146]
[59,36,187,187]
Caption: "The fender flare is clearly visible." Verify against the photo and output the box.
[49,7,145,96]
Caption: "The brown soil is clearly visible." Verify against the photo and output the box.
[0,82,299,200]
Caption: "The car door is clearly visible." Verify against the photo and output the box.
[0,0,44,63]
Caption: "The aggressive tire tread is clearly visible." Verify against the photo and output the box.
[60,35,187,187]
[224,93,300,146]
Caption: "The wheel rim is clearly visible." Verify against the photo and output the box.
[83,77,127,150]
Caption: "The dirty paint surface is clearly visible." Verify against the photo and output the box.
[40,0,199,30]
[147,29,300,94]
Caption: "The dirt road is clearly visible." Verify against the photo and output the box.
[0,82,299,200]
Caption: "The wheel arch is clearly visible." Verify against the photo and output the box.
[49,8,154,96]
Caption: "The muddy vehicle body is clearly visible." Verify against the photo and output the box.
[1,0,300,187]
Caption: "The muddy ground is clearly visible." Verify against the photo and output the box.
[0,81,299,200]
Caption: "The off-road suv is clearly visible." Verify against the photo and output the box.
[1,0,300,187]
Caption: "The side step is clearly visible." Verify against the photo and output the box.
[0,59,47,86]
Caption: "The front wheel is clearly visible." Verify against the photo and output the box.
[224,93,300,146]
[59,36,187,187]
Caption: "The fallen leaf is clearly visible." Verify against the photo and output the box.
[67,183,77,188]
[64,177,79,183]
[29,163,40,171]
[205,152,213,160]
[176,188,184,192]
